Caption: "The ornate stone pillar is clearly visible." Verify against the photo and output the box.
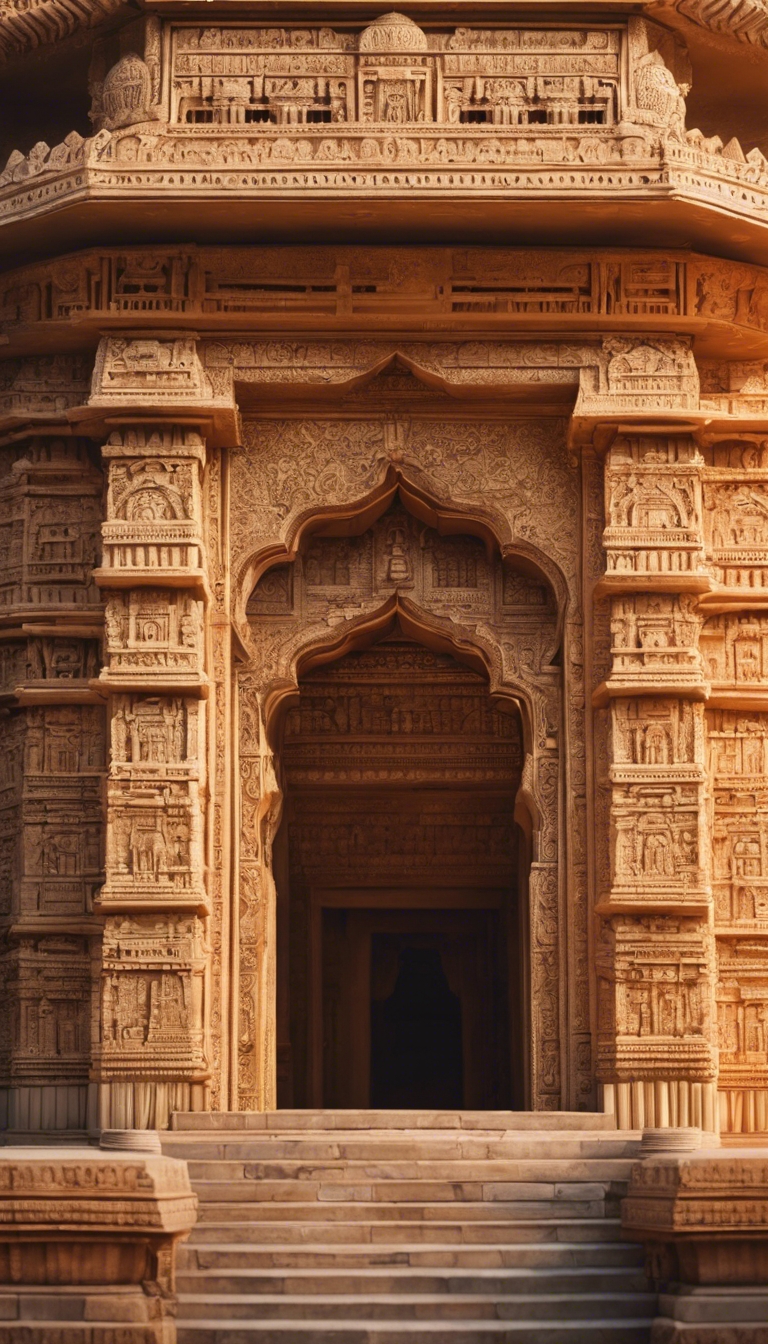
[88,334,234,1129]
[595,429,718,1130]
[700,435,768,1133]
[0,435,104,1133]
[93,424,210,1128]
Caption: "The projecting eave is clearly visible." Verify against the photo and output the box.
[7,139,768,263]
[5,0,768,63]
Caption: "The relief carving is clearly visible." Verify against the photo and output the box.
[701,613,768,697]
[102,589,205,691]
[607,594,705,696]
[100,427,207,587]
[597,914,716,1082]
[602,434,705,585]
[98,915,207,1080]
[576,337,700,418]
[90,335,220,408]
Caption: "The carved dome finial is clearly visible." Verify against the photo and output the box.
[359,12,428,52]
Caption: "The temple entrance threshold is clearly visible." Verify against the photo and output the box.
[273,634,528,1110]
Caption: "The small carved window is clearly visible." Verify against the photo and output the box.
[578,108,605,125]
[245,107,272,124]
[527,108,549,124]
[306,109,333,124]
[187,109,214,124]
[460,109,489,125]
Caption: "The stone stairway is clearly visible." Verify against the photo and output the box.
[164,1111,656,1344]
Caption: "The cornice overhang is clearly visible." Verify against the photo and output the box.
[5,139,768,264]
[0,0,128,63]
[652,0,768,48]
[4,0,768,63]
[3,6,768,259]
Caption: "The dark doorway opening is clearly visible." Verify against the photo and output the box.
[371,943,463,1109]
[273,631,531,1110]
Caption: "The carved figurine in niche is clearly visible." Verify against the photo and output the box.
[148,973,188,1038]
[644,722,670,765]
[128,819,168,877]
[640,817,674,877]
[384,524,414,585]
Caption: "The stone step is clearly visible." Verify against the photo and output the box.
[195,1202,619,1226]
[176,1116,651,1343]
[190,1182,616,1209]
[178,1244,645,1276]
[189,1218,624,1246]
[164,1137,639,1162]
[171,1111,619,1133]
[176,1266,647,1296]
[176,1318,655,1342]
[184,1160,632,1183]
[177,1291,656,1322]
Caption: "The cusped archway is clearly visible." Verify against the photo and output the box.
[235,487,565,1113]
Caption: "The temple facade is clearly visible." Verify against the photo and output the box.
[2,0,768,1139]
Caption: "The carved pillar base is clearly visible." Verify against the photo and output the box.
[98,1080,209,1132]
[623,1148,768,1343]
[653,1289,768,1343]
[0,1083,98,1135]
[602,1080,719,1132]
[719,1089,768,1135]
[0,1148,197,1344]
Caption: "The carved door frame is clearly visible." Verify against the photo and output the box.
[230,478,574,1114]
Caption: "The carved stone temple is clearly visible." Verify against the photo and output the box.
[5,0,768,1156]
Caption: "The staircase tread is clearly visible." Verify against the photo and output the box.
[192,1219,621,1228]
[178,1292,656,1303]
[180,1257,642,1268]
[177,1120,652,1341]
[175,1318,656,1329]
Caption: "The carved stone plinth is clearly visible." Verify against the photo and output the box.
[623,1148,768,1340]
[0,1148,197,1343]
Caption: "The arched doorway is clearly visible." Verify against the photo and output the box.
[242,490,564,1112]
[273,632,527,1109]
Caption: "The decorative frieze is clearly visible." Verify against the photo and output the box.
[91,335,220,410]
[576,340,700,422]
